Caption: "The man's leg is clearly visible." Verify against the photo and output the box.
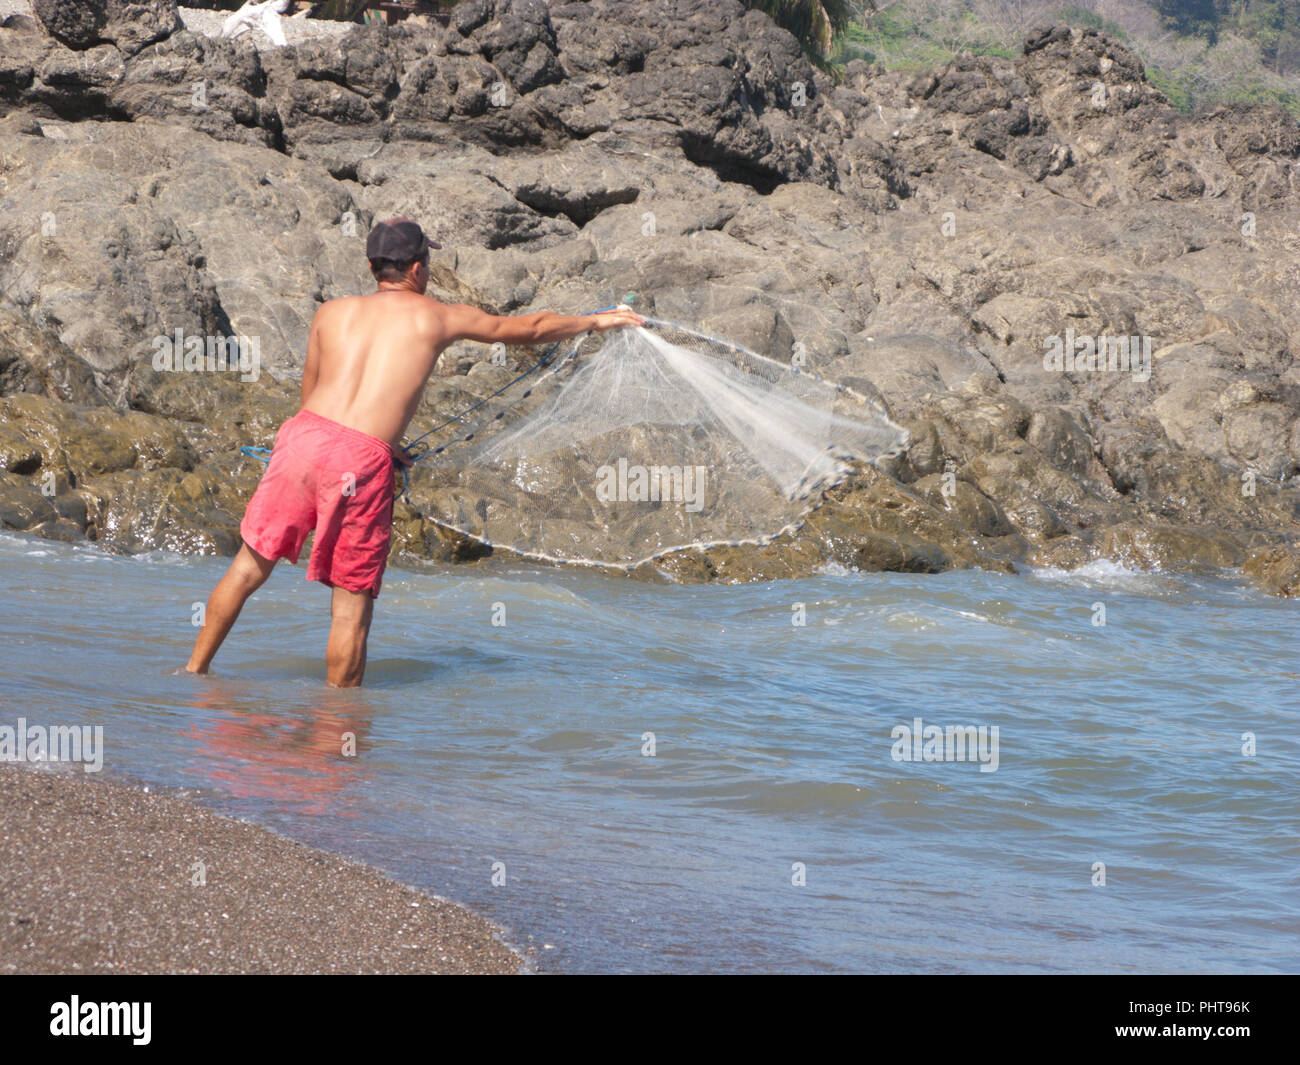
[186,543,277,674]
[326,586,374,687]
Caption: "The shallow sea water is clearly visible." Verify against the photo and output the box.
[2,533,1296,973]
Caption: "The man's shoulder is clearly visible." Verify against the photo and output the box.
[314,292,443,319]
[312,293,360,319]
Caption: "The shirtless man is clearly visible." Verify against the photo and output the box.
[186,217,643,686]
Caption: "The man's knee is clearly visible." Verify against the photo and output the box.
[231,543,276,590]
[330,587,374,630]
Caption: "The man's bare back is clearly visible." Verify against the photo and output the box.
[187,216,641,688]
[301,281,644,450]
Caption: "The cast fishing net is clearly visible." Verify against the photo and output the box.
[407,318,908,567]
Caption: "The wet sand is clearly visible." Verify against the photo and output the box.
[0,765,522,974]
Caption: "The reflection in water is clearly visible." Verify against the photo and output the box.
[183,678,376,816]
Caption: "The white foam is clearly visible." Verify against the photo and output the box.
[1030,559,1155,586]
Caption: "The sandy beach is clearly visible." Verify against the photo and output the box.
[0,765,521,974]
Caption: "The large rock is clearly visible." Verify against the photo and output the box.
[0,299,108,405]
[1243,544,1300,598]
[111,30,278,147]
[32,0,182,57]
[82,467,243,553]
[0,10,1297,592]
[0,120,369,379]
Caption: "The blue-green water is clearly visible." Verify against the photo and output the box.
[1,531,1297,973]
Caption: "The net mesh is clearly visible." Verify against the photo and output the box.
[409,319,908,567]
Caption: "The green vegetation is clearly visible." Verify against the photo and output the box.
[740,1,860,71]
[1145,67,1196,113]
[829,2,1100,71]
[806,1,1300,119]
[1142,0,1300,117]
[1151,0,1221,40]
[1056,5,1127,41]
[836,5,1017,70]
[1150,1,1300,74]
[1144,58,1296,116]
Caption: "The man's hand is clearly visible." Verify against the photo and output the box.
[586,307,645,332]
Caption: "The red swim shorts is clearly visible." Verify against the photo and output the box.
[240,409,397,597]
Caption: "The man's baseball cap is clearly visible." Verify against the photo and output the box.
[366,217,441,261]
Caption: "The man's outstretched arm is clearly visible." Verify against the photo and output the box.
[444,304,644,346]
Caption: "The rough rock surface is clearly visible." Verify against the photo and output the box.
[31,0,181,57]
[0,1,1297,593]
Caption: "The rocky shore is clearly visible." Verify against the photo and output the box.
[0,765,522,973]
[0,1,1297,593]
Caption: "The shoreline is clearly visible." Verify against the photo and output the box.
[0,764,523,974]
